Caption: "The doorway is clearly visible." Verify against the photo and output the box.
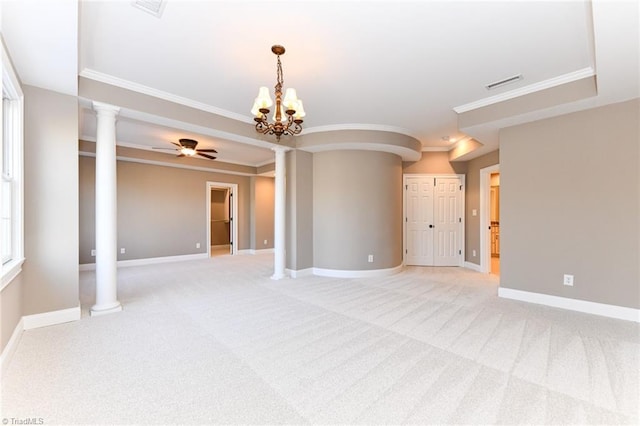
[206,182,238,257]
[489,173,500,275]
[403,174,465,266]
[479,165,500,274]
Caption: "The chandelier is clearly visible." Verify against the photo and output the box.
[251,45,305,142]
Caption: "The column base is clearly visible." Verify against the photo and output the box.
[270,273,287,280]
[90,301,122,317]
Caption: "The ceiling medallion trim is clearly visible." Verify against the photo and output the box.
[453,67,595,114]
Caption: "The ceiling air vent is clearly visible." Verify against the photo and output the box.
[131,0,166,18]
[485,74,523,90]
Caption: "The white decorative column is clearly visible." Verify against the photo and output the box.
[271,146,289,280]
[91,101,122,316]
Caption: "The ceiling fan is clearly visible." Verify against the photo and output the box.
[153,138,217,160]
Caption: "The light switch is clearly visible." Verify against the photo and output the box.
[472,209,477,216]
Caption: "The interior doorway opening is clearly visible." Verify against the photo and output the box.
[207,182,238,257]
[479,164,500,275]
[489,172,500,275]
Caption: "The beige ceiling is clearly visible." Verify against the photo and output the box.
[1,1,638,165]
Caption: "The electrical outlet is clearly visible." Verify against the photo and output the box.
[264,239,268,245]
[91,249,96,256]
[563,274,574,286]
[368,254,374,263]
[120,248,125,254]
[472,250,476,257]
[196,243,201,249]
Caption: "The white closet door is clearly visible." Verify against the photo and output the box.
[433,177,462,266]
[405,175,463,267]
[405,176,434,266]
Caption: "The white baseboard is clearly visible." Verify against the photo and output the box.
[464,261,482,272]
[23,304,82,330]
[80,253,209,271]
[287,267,314,278]
[238,249,274,255]
[1,317,24,374]
[313,264,403,278]
[498,287,640,323]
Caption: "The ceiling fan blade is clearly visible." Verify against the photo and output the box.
[171,141,183,148]
[197,152,216,160]
[177,153,186,158]
[196,149,218,153]
[152,147,177,150]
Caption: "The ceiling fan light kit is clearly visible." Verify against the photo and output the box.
[153,138,217,160]
[251,45,305,142]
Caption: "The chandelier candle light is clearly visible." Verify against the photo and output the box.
[251,45,305,141]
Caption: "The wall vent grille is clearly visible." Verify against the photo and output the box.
[485,74,523,90]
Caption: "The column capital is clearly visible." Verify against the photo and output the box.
[92,101,120,116]
[271,145,292,154]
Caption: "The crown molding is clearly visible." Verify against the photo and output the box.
[79,68,255,124]
[79,148,259,177]
[421,147,450,152]
[303,123,419,140]
[453,67,596,113]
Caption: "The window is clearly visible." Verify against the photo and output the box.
[1,39,24,287]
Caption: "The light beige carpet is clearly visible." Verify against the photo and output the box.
[2,254,638,424]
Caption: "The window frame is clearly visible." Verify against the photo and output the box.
[1,38,25,290]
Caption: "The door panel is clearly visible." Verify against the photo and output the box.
[434,177,461,266]
[405,177,433,266]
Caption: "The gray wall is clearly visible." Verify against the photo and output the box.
[23,86,79,315]
[314,150,403,270]
[501,99,639,309]
[464,150,500,265]
[79,156,254,264]
[250,176,274,250]
[286,149,314,271]
[403,151,467,175]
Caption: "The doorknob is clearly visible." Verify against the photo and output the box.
[429,224,434,228]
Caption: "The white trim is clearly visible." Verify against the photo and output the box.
[453,67,595,113]
[1,38,25,281]
[238,248,275,255]
[287,267,314,278]
[207,182,238,257]
[421,147,451,152]
[479,164,500,274]
[464,261,482,272]
[0,257,24,291]
[299,141,421,162]
[79,253,208,271]
[80,136,268,169]
[79,68,254,124]
[313,264,403,278]
[109,139,261,169]
[303,123,419,140]
[0,317,23,374]
[23,304,81,330]
[498,287,640,323]
[79,151,257,177]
